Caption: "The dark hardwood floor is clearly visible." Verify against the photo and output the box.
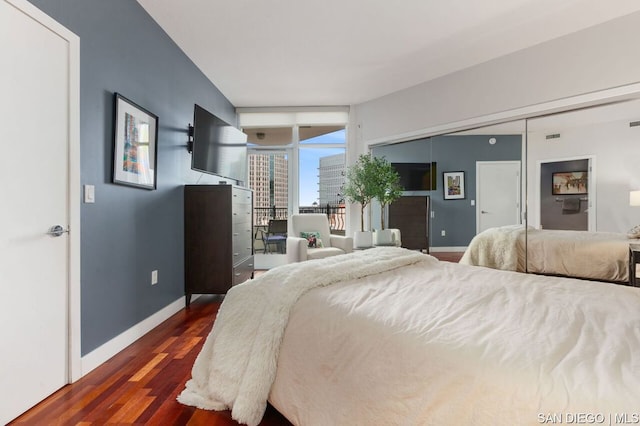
[430,251,464,263]
[11,251,462,425]
[10,294,292,426]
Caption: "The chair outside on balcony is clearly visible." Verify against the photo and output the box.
[260,219,288,254]
[286,214,353,263]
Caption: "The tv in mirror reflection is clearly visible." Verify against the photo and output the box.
[191,104,248,185]
[391,162,437,191]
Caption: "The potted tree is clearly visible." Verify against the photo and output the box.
[342,154,378,248]
[371,156,404,245]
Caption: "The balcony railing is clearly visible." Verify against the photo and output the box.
[253,204,346,233]
[254,207,288,226]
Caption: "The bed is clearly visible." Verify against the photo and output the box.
[178,247,640,425]
[460,225,638,283]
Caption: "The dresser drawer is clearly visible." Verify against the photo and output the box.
[232,219,252,234]
[232,204,253,223]
[233,256,254,286]
[232,188,252,205]
[232,243,252,262]
[233,233,253,256]
[231,222,253,245]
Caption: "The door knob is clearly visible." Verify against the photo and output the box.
[481,210,488,214]
[47,225,69,237]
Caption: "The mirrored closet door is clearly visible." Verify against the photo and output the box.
[524,97,640,283]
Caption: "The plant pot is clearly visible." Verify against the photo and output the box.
[374,229,396,246]
[354,231,373,248]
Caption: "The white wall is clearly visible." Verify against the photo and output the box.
[348,11,640,236]
[353,11,640,145]
[527,115,640,232]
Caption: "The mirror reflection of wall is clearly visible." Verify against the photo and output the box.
[526,97,640,234]
[370,120,525,252]
[378,96,640,284]
[539,160,589,231]
[370,137,432,239]
[430,132,522,249]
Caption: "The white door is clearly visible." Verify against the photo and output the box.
[0,1,79,423]
[476,161,521,233]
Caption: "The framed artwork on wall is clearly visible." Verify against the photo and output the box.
[552,171,588,195]
[112,93,158,190]
[443,171,465,200]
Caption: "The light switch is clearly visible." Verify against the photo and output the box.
[84,185,95,203]
[470,199,475,206]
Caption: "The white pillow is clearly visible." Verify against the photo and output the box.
[628,225,640,238]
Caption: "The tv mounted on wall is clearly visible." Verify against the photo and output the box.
[391,162,437,191]
[190,104,248,185]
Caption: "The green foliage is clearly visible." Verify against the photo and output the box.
[342,154,379,232]
[370,156,403,230]
[343,154,403,232]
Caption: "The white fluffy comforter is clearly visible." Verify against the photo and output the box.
[461,226,635,282]
[459,224,526,271]
[177,247,431,426]
[269,258,640,425]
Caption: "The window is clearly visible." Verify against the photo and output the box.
[240,109,348,242]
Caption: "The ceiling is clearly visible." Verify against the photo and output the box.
[137,0,640,108]
[244,125,344,146]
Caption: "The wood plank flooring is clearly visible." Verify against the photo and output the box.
[10,251,462,425]
[9,294,292,426]
[430,251,464,263]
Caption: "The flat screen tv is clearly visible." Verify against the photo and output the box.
[391,162,437,191]
[191,104,248,184]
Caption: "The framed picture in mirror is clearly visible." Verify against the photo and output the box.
[443,171,465,200]
[552,171,588,195]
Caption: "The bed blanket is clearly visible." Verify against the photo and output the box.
[459,224,526,270]
[177,246,433,426]
[269,258,640,425]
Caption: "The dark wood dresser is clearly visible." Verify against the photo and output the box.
[184,185,254,306]
[388,195,430,252]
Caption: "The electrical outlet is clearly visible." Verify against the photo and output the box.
[441,230,446,237]
[151,270,158,285]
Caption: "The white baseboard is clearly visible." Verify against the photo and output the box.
[430,246,467,252]
[79,295,194,378]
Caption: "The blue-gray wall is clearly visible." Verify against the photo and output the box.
[28,0,236,355]
[373,134,522,247]
[431,135,521,246]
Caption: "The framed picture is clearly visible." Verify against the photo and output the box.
[112,93,158,190]
[443,171,465,200]
[552,171,588,195]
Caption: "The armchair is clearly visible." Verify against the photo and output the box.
[286,214,353,263]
